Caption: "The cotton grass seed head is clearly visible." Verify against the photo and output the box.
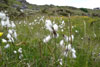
[19,54,23,59]
[68,44,72,50]
[72,52,76,58]
[2,39,7,43]
[53,24,58,31]
[14,50,17,54]
[45,20,53,32]
[71,48,76,53]
[43,35,51,43]
[4,44,10,48]
[18,48,22,53]
[60,40,64,46]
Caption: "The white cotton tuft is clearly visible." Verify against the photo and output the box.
[43,35,51,43]
[53,33,59,38]
[0,12,6,20]
[14,50,17,54]
[58,59,63,65]
[71,48,76,58]
[68,44,72,50]
[71,48,76,53]
[64,35,68,42]
[71,35,74,41]
[69,35,74,41]
[1,20,6,26]
[53,24,58,31]
[6,17,11,27]
[7,33,12,39]
[11,21,16,28]
[14,31,17,39]
[7,33,14,42]
[2,39,7,43]
[18,48,22,53]
[72,52,76,58]
[45,20,53,32]
[75,30,78,33]
[8,29,13,34]
[8,37,14,42]
[4,44,10,48]
[19,54,23,59]
[61,29,64,32]
[64,52,68,57]
[62,21,65,24]
[60,40,64,46]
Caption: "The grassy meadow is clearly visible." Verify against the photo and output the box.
[0,14,100,67]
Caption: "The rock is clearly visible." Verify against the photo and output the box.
[94,7,100,10]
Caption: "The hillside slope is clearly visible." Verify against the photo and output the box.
[0,0,100,17]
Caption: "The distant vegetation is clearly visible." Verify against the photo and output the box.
[80,8,88,13]
[0,0,100,18]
